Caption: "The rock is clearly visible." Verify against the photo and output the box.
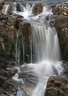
[52,2,68,16]
[0,15,16,40]
[0,15,18,63]
[0,15,8,20]
[16,3,21,11]
[19,71,38,86]
[0,76,18,96]
[45,76,68,96]
[32,3,43,15]
[62,62,68,80]
[0,0,5,14]
[0,67,17,78]
[0,14,25,65]
[0,0,5,10]
[19,21,31,43]
[63,67,68,75]
[52,2,68,60]
[19,21,31,63]
[50,16,68,28]
[6,67,18,77]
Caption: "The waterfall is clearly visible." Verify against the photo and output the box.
[16,30,21,64]
[3,2,63,96]
[31,24,60,62]
[29,23,63,96]
[2,3,10,15]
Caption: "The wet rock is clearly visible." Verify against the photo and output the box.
[6,67,18,77]
[19,21,31,43]
[50,16,68,60]
[19,21,31,63]
[0,37,5,53]
[16,87,29,96]
[52,2,68,60]
[0,67,17,78]
[0,76,18,96]
[63,67,68,75]
[32,3,43,15]
[45,76,68,96]
[56,23,68,60]
[19,71,38,86]
[16,3,21,11]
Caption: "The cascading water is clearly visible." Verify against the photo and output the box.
[16,30,20,64]
[2,3,10,15]
[2,2,63,96]
[25,23,63,96]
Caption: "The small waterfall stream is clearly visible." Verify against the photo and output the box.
[2,3,10,15]
[2,2,63,96]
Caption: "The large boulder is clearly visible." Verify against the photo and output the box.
[0,15,16,57]
[32,3,43,15]
[0,75,18,96]
[45,76,68,96]
[51,16,68,60]
[52,2,68,16]
[52,2,68,60]
[0,0,5,14]
[0,14,22,67]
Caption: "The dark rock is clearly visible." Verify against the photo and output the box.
[52,2,68,60]
[0,15,8,20]
[63,67,68,75]
[19,21,31,43]
[0,76,18,96]
[0,15,18,64]
[0,67,17,78]
[19,21,31,63]
[32,3,43,15]
[6,67,18,77]
[45,76,68,96]
[16,3,21,11]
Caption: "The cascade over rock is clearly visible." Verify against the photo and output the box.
[51,2,68,60]
[45,76,68,96]
[0,1,68,96]
[32,3,43,15]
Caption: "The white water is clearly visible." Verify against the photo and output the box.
[2,3,63,96]
[2,4,10,15]
[23,24,63,96]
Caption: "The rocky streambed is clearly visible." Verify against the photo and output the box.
[0,1,68,96]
